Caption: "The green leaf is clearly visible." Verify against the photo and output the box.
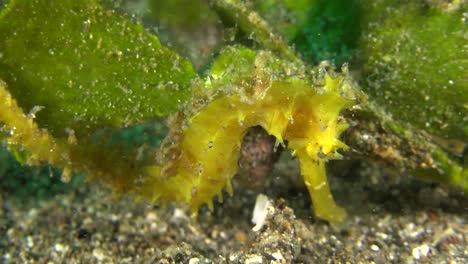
[0,0,196,138]
[359,1,467,141]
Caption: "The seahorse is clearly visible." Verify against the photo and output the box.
[0,47,357,223]
[137,47,357,222]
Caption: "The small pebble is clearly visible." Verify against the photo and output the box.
[188,257,200,264]
[170,208,188,224]
[26,236,34,248]
[412,244,431,260]
[146,212,158,222]
[234,231,248,244]
[54,243,67,253]
[370,244,380,252]
[271,251,283,261]
[77,228,91,239]
[92,248,106,261]
[376,232,389,240]
[229,253,239,262]
[245,254,263,264]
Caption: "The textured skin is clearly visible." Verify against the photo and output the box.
[139,76,351,222]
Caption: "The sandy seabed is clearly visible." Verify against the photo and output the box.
[1,160,467,263]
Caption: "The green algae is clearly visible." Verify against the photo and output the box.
[359,0,467,141]
[0,0,195,138]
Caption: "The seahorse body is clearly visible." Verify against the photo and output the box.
[140,75,351,223]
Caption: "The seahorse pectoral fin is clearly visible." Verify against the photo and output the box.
[298,152,347,223]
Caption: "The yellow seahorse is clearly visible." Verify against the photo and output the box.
[0,48,357,223]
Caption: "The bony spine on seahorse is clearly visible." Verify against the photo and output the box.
[139,47,359,223]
